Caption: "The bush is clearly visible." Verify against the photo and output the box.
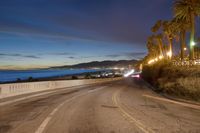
[142,60,170,87]
[142,60,200,101]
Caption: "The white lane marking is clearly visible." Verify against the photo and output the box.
[112,90,154,133]
[35,86,107,133]
[0,85,89,106]
[143,94,200,110]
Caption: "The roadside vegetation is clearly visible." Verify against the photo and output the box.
[141,0,200,101]
[142,60,200,101]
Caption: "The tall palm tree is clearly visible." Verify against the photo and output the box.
[151,20,162,33]
[172,18,190,60]
[155,34,164,57]
[174,0,200,60]
[147,35,160,58]
[151,20,164,57]
[162,20,176,59]
[197,37,200,58]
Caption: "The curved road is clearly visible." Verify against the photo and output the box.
[0,78,200,133]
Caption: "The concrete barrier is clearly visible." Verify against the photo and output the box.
[0,78,121,99]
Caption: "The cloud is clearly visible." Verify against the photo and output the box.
[105,54,121,58]
[0,53,41,59]
[0,0,172,47]
[48,52,74,56]
[124,52,147,57]
[68,56,76,59]
[23,55,40,59]
[104,52,146,59]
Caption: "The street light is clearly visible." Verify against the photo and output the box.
[159,55,163,59]
[191,41,196,46]
[148,59,155,64]
[167,51,172,58]
[184,47,187,51]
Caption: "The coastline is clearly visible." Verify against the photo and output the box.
[0,70,121,84]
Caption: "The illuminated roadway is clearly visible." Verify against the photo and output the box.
[0,78,200,133]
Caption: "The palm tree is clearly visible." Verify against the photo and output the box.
[172,18,190,60]
[151,20,162,33]
[162,20,176,59]
[147,35,160,58]
[151,20,164,57]
[196,37,200,58]
[198,37,200,44]
[174,0,200,60]
[145,35,161,64]
[155,34,164,57]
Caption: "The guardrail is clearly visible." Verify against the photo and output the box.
[0,78,122,99]
[172,59,200,66]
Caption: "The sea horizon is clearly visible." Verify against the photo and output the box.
[0,69,104,83]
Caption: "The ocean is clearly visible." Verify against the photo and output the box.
[0,69,101,82]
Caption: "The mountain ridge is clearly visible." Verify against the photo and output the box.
[51,59,138,69]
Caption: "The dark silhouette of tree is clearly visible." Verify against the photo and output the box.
[174,0,200,60]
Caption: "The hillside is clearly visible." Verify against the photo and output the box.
[51,59,137,69]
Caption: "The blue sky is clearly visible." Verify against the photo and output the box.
[0,0,175,69]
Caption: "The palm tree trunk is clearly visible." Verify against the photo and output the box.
[180,30,186,61]
[189,12,195,60]
[157,38,163,57]
[169,39,173,60]
[166,35,173,60]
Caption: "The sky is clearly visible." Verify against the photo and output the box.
[0,0,174,69]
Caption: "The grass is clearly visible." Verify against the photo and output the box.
[142,60,200,102]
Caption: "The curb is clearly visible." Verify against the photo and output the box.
[140,78,200,107]
[161,94,200,106]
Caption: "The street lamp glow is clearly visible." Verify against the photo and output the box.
[159,55,163,59]
[148,59,155,64]
[191,41,196,46]
[167,51,172,57]
[184,47,187,51]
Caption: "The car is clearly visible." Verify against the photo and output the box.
[130,71,141,78]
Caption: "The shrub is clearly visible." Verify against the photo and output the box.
[142,60,200,101]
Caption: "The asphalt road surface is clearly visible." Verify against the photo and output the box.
[0,78,200,133]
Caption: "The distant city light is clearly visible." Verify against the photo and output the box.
[120,67,125,70]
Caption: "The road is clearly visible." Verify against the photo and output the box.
[0,78,200,133]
